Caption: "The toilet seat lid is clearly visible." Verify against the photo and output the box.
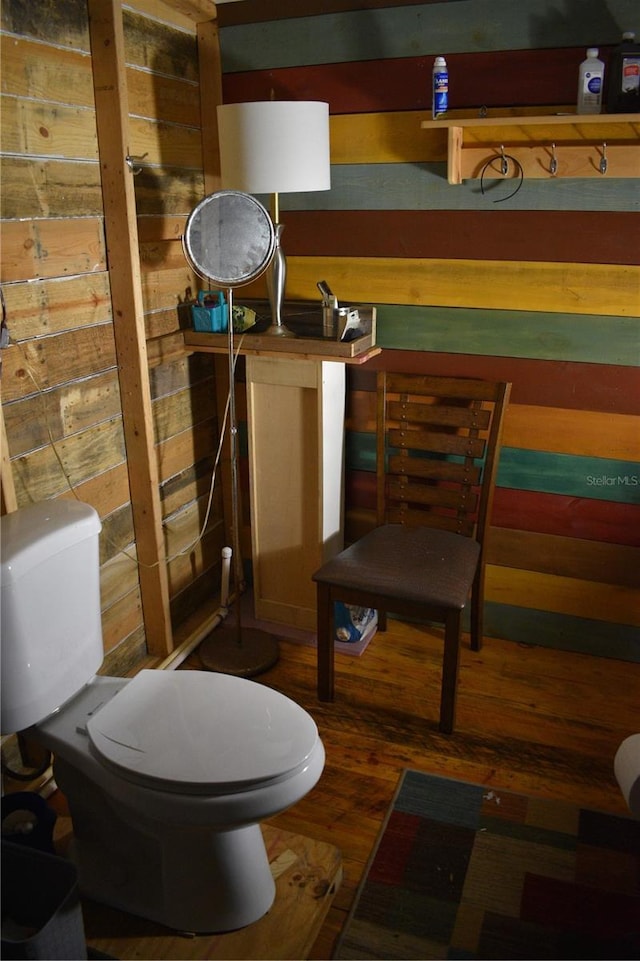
[87,670,319,794]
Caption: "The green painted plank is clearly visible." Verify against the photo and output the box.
[483,602,640,662]
[220,0,637,71]
[373,305,640,366]
[277,165,640,213]
[346,432,640,505]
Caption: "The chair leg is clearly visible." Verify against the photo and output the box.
[439,611,462,734]
[317,582,335,701]
[377,609,387,632]
[470,564,484,652]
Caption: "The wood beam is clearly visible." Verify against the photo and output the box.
[124,0,217,29]
[197,16,223,195]
[87,0,173,656]
[1,400,18,514]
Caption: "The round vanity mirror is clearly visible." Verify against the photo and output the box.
[183,189,275,287]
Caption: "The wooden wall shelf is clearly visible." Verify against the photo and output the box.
[420,113,640,184]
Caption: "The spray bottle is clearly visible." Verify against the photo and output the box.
[432,56,448,118]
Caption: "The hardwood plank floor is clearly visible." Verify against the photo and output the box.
[180,619,638,959]
[6,618,637,959]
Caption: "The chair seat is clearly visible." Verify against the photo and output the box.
[313,524,480,611]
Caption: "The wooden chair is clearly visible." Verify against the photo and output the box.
[312,371,511,734]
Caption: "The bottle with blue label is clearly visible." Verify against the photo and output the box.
[432,56,448,118]
[577,47,605,114]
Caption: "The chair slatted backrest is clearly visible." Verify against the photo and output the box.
[376,372,511,542]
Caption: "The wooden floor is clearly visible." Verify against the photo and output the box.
[182,618,639,960]
[7,619,638,959]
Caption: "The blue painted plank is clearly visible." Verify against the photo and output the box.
[483,602,640,662]
[219,0,638,71]
[372,305,640,366]
[278,165,640,214]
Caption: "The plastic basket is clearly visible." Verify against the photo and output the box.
[191,290,228,332]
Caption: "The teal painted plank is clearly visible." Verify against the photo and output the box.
[278,166,640,214]
[483,602,640,661]
[220,0,637,71]
[499,448,640,504]
[374,306,640,366]
[346,432,640,505]
[346,431,376,473]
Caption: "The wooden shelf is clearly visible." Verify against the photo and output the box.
[184,302,380,365]
[420,113,640,184]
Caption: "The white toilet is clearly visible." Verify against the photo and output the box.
[0,499,325,933]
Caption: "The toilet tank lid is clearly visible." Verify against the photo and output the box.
[0,500,101,585]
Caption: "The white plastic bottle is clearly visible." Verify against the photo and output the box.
[432,56,448,118]
[577,47,605,114]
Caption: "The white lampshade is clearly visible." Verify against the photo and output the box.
[217,101,331,195]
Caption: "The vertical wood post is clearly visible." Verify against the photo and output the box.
[1,400,18,514]
[87,0,173,656]
[197,17,223,196]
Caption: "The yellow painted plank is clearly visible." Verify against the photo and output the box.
[503,405,640,461]
[330,107,566,166]
[486,565,640,627]
[272,257,640,317]
[331,111,444,165]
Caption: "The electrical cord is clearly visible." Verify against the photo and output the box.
[480,152,524,203]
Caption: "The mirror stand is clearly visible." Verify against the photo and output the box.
[183,191,279,676]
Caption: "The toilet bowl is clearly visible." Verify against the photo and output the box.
[1,500,325,933]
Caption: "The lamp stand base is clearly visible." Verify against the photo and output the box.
[264,323,295,337]
[198,623,279,677]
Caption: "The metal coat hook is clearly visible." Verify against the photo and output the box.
[125,152,148,175]
[599,142,608,175]
[549,143,558,176]
[479,147,524,203]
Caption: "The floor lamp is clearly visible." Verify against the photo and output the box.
[183,190,280,676]
[217,101,331,336]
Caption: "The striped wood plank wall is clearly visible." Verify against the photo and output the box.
[218,0,640,660]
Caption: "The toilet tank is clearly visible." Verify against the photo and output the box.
[1,500,104,734]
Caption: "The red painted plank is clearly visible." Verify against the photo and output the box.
[223,49,611,113]
[345,470,640,546]
[351,350,640,415]
[492,488,640,547]
[284,211,640,267]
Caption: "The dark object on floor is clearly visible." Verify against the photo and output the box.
[336,769,640,960]
[1,840,88,960]
[314,371,511,733]
[1,791,57,853]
